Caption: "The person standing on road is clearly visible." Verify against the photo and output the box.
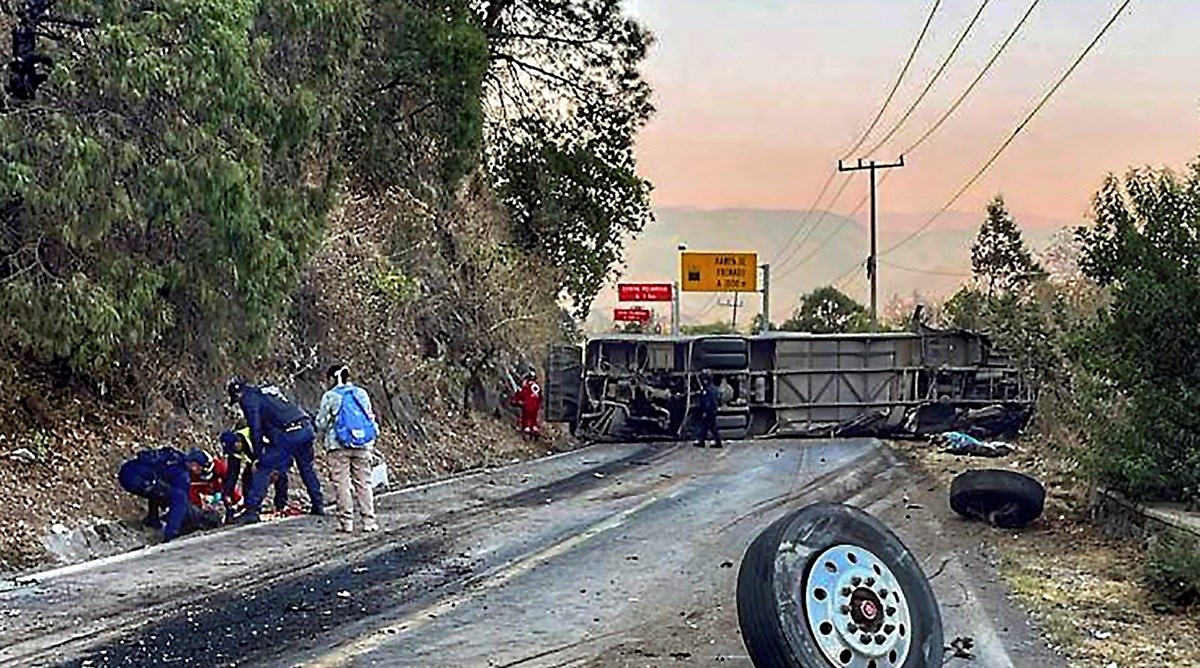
[509,371,543,439]
[117,447,195,542]
[315,364,380,534]
[227,376,325,524]
[693,371,723,449]
[219,427,290,522]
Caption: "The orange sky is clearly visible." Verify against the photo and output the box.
[627,0,1200,222]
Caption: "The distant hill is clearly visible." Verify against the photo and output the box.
[586,207,1074,330]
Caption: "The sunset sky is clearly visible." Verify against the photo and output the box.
[626,0,1198,224]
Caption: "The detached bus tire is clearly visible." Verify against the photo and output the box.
[737,503,944,668]
[949,469,1045,529]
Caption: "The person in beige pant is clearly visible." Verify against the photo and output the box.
[314,364,379,533]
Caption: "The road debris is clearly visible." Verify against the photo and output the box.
[948,636,976,659]
[936,431,1015,458]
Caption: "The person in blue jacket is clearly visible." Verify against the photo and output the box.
[693,371,723,449]
[219,427,290,523]
[117,447,194,542]
[227,376,324,524]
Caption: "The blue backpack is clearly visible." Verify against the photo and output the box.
[333,385,378,447]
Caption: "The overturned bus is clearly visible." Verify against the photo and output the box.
[542,322,1034,443]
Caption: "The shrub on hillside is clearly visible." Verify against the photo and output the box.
[1074,164,1200,504]
[1146,534,1200,606]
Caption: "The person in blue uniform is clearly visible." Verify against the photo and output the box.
[117,447,194,541]
[219,427,290,522]
[226,377,324,523]
[693,371,723,449]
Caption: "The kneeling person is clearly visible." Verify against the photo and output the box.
[117,447,194,542]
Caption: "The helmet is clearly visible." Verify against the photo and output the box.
[226,376,246,403]
[185,448,214,476]
[219,430,238,449]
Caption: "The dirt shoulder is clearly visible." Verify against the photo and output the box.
[892,439,1200,668]
[0,386,576,577]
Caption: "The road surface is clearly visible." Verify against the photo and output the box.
[0,439,1063,667]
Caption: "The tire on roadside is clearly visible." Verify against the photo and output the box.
[736,502,944,668]
[949,469,1045,529]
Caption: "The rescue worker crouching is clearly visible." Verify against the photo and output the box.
[117,447,194,542]
[227,376,324,525]
[219,427,289,523]
[315,364,380,534]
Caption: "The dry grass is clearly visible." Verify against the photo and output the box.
[894,440,1200,668]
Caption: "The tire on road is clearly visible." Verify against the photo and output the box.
[949,469,1045,529]
[736,502,944,668]
[717,413,750,440]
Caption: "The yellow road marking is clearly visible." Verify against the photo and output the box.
[305,492,672,667]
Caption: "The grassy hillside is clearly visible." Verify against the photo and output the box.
[589,207,1070,328]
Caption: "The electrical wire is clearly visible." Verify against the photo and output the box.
[841,0,944,160]
[900,0,1044,157]
[863,0,992,158]
[776,0,1046,288]
[879,0,1136,259]
[879,259,972,277]
[769,0,944,271]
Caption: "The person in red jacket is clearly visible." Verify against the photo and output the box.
[509,371,543,439]
[184,448,241,509]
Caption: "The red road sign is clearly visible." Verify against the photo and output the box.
[618,283,673,302]
[614,308,653,323]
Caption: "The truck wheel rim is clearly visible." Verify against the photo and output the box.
[802,544,913,667]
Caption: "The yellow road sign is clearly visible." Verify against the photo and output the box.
[680,251,758,292]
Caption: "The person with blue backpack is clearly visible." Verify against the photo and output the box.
[315,363,380,534]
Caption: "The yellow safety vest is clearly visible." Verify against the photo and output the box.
[229,427,255,465]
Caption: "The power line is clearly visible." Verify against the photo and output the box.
[879,259,972,277]
[841,0,944,160]
[768,170,838,266]
[775,0,1043,282]
[771,0,942,273]
[772,173,854,271]
[879,0,1136,259]
[863,0,993,158]
[773,186,872,284]
[779,0,1044,289]
[901,0,1044,156]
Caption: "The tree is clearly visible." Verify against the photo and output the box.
[480,0,655,317]
[779,286,869,334]
[750,313,775,333]
[1073,164,1200,503]
[971,196,1045,295]
[0,1,363,376]
[682,321,735,336]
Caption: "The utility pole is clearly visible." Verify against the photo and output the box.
[718,295,744,331]
[759,263,771,334]
[837,156,905,331]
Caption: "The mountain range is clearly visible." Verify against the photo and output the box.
[585,207,1076,330]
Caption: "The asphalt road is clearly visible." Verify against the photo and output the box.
[0,439,1064,668]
